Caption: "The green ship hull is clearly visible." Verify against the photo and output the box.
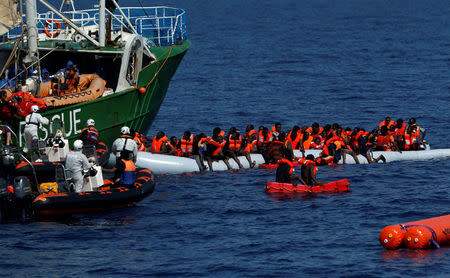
[11,40,190,148]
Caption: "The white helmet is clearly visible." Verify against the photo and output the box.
[31,105,39,112]
[73,139,83,150]
[86,118,95,127]
[120,126,130,135]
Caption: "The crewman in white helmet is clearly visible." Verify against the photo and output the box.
[111,126,138,162]
[65,140,91,192]
[23,105,49,153]
[78,118,99,147]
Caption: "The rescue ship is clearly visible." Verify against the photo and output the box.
[0,0,190,147]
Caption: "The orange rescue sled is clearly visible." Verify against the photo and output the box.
[379,214,450,250]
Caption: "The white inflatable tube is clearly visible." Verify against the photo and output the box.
[293,149,450,164]
[107,152,266,175]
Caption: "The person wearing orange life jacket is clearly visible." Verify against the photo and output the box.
[275,148,305,185]
[107,150,136,187]
[243,124,257,141]
[301,132,313,150]
[310,137,324,150]
[132,131,147,152]
[301,154,324,186]
[286,126,301,150]
[350,127,386,164]
[404,125,421,151]
[178,131,194,157]
[267,132,288,164]
[379,116,395,131]
[392,118,407,150]
[63,61,80,93]
[79,118,99,147]
[194,133,208,171]
[327,126,360,164]
[271,122,282,140]
[150,131,167,153]
[205,127,232,171]
[407,118,426,149]
[306,122,324,139]
[256,126,273,162]
[376,126,401,152]
[164,136,180,156]
[223,127,245,168]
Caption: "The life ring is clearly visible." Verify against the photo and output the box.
[43,20,62,38]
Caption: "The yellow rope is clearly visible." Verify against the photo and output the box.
[144,46,174,89]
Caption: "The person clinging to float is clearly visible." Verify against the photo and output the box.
[111,126,138,162]
[23,105,49,154]
[300,154,323,187]
[79,118,99,147]
[276,148,305,185]
[65,140,91,192]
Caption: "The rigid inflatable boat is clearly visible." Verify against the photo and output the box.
[265,179,350,194]
[32,168,154,216]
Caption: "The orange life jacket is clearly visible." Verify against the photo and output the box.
[376,135,393,151]
[303,160,317,175]
[244,130,257,140]
[228,134,242,151]
[310,141,324,149]
[81,126,99,144]
[120,159,136,185]
[287,130,301,149]
[379,120,394,130]
[244,140,257,153]
[151,136,168,153]
[257,130,273,147]
[207,137,226,156]
[302,136,313,150]
[180,134,194,156]
[277,158,294,174]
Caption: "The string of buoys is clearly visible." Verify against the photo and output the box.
[379,215,450,250]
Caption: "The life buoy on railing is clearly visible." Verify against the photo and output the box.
[43,20,63,38]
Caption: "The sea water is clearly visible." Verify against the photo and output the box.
[1,0,450,276]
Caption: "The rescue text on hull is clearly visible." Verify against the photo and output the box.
[105,147,450,175]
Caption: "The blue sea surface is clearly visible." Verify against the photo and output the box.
[2,0,450,276]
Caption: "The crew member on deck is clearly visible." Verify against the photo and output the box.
[111,126,138,162]
[79,118,99,147]
[65,140,91,192]
[23,105,49,154]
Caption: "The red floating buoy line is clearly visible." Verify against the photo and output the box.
[379,215,450,250]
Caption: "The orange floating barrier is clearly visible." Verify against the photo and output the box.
[379,214,450,250]
[264,179,349,194]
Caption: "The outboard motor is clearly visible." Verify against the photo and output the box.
[13,176,33,221]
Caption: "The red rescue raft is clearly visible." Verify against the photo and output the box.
[379,214,450,250]
[259,161,302,169]
[32,168,155,216]
[265,179,349,194]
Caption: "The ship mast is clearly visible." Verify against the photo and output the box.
[24,0,38,65]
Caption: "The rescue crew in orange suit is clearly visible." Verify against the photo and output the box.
[178,131,194,157]
[275,148,305,185]
[301,154,323,186]
[205,127,232,171]
[150,131,167,154]
[79,118,99,147]
[63,61,80,93]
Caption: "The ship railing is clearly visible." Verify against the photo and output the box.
[2,6,187,47]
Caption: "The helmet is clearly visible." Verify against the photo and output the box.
[55,129,63,138]
[73,140,83,150]
[120,126,130,135]
[31,105,39,112]
[86,118,95,127]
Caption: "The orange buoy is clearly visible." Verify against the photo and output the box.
[138,87,147,94]
[379,215,450,250]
